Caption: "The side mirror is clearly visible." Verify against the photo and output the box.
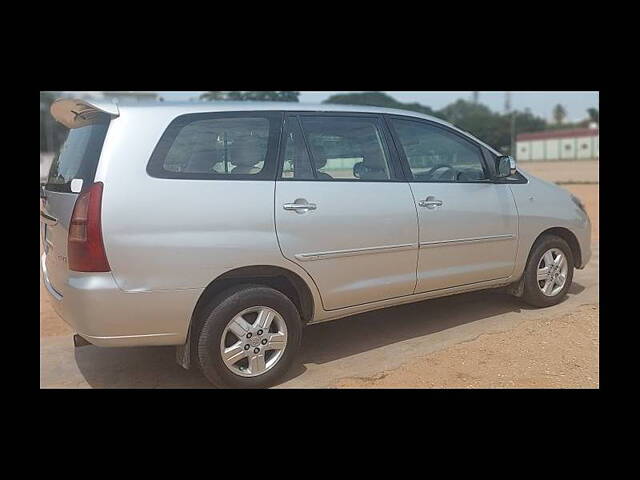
[496,155,517,178]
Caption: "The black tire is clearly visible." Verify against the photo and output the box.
[521,234,574,308]
[196,284,303,388]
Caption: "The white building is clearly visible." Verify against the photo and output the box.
[516,127,599,162]
[101,91,158,103]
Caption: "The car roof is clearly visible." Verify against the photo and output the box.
[54,99,501,155]
[95,100,447,122]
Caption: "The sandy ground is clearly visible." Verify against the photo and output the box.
[332,304,598,388]
[40,160,599,388]
[519,160,598,184]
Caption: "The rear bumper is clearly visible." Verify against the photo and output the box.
[41,253,202,347]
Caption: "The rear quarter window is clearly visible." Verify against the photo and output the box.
[46,118,110,193]
[147,112,282,180]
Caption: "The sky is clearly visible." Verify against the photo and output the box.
[156,91,598,122]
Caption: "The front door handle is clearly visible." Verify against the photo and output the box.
[283,198,317,213]
[418,196,444,209]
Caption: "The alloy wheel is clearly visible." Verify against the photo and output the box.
[537,248,569,297]
[220,306,288,377]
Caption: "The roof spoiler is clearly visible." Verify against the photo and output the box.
[50,98,120,129]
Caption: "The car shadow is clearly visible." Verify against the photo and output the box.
[73,284,585,388]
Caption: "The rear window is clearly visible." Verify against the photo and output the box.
[46,118,110,193]
[147,112,282,180]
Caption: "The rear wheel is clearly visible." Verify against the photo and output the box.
[522,235,574,308]
[196,285,302,388]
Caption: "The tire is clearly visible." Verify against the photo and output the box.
[521,234,574,308]
[196,284,303,388]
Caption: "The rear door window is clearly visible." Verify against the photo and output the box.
[281,116,315,180]
[46,118,110,193]
[288,115,396,181]
[147,112,282,180]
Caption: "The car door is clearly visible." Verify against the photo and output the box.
[387,116,518,294]
[275,113,419,311]
[41,117,112,300]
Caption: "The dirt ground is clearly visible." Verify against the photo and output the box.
[40,161,599,388]
[332,304,598,388]
[519,160,598,184]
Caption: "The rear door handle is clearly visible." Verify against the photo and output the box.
[40,210,58,226]
[418,196,444,209]
[283,199,317,213]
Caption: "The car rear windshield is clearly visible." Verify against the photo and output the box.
[46,118,110,193]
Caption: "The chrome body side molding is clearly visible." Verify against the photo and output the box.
[419,234,515,248]
[295,243,417,262]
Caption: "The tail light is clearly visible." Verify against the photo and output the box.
[68,182,110,272]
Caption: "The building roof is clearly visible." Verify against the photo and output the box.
[517,128,598,142]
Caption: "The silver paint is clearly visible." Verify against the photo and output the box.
[40,99,592,347]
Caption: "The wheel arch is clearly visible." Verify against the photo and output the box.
[532,227,582,268]
[190,265,315,332]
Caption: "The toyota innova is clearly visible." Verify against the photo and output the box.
[40,98,591,388]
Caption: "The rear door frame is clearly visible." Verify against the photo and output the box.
[276,111,407,183]
[273,110,421,310]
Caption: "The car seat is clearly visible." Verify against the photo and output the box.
[230,138,265,174]
[358,144,389,180]
[311,145,333,180]
[184,150,221,173]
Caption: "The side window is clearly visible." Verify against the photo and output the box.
[298,116,393,181]
[147,113,280,180]
[391,118,487,183]
[281,116,315,180]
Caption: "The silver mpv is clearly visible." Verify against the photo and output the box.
[41,98,591,388]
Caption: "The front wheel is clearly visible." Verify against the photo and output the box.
[196,285,303,388]
[521,235,574,308]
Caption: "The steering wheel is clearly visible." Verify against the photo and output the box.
[424,164,456,180]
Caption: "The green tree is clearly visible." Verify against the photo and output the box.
[323,92,549,155]
[199,91,228,101]
[200,91,300,102]
[552,104,567,126]
[587,107,599,124]
[323,91,438,117]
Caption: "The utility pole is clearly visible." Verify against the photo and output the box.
[505,92,515,157]
[510,110,516,158]
[472,91,479,104]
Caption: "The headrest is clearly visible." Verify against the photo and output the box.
[184,150,220,173]
[312,145,328,169]
[230,138,265,167]
[361,144,387,171]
